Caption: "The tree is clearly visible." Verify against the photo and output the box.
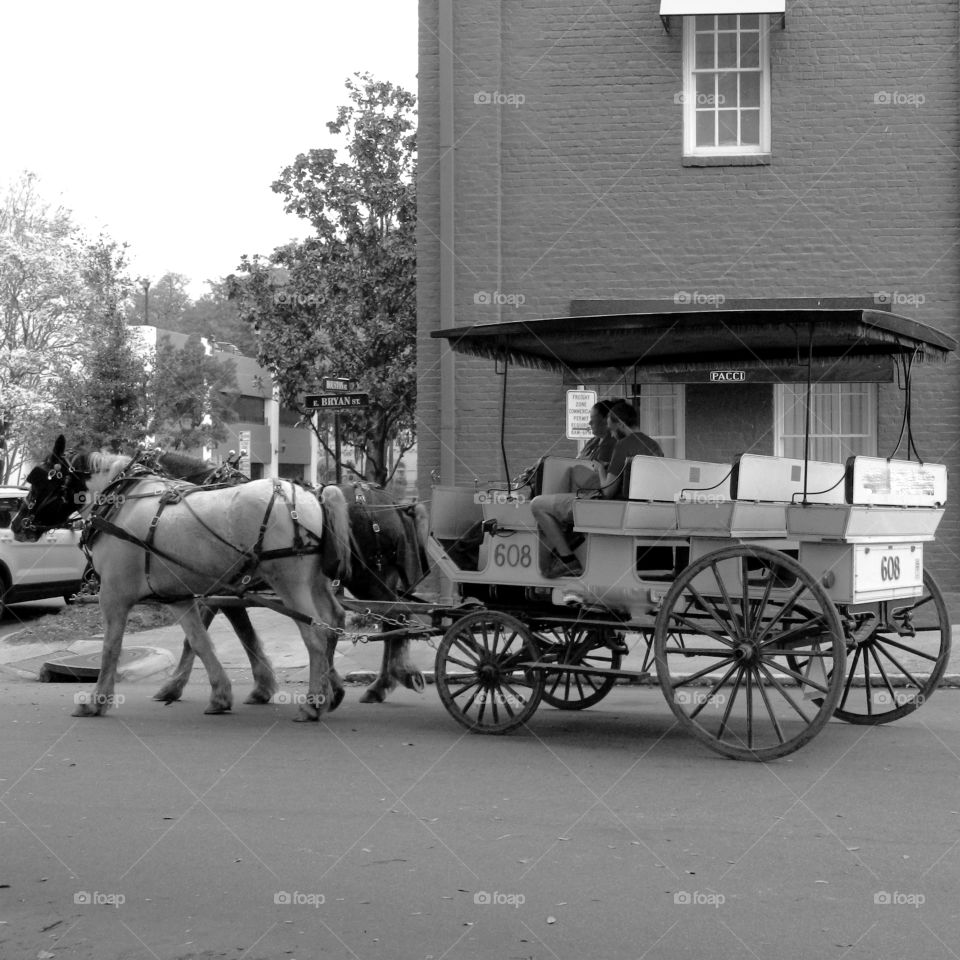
[181,278,257,355]
[126,271,191,330]
[228,73,416,485]
[147,334,238,450]
[58,238,148,451]
[0,172,89,481]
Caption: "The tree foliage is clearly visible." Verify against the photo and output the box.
[147,334,237,450]
[227,74,416,485]
[0,173,90,480]
[57,238,149,452]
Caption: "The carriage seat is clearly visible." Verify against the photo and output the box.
[786,456,947,542]
[675,454,847,537]
[572,456,732,535]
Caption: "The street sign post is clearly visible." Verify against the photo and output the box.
[305,392,370,483]
[321,378,358,392]
[305,393,369,410]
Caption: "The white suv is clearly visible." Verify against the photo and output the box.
[0,486,86,616]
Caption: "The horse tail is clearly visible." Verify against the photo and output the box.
[320,485,352,582]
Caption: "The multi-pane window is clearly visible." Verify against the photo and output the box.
[683,14,770,156]
[635,384,684,458]
[776,384,877,463]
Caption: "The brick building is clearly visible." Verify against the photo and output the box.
[416,1,960,589]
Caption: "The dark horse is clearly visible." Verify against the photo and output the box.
[336,481,431,703]
[145,453,430,705]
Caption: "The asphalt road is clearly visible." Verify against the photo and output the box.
[3,672,960,960]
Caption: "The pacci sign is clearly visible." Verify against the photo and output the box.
[710,370,746,382]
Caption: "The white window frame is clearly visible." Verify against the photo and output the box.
[774,383,878,463]
[682,14,771,158]
[635,384,685,458]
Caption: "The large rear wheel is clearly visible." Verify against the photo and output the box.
[655,544,845,761]
[434,610,543,734]
[817,570,950,724]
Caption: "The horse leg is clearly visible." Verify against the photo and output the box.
[314,580,345,712]
[152,605,212,703]
[220,605,278,705]
[359,579,426,704]
[170,601,233,714]
[73,592,132,717]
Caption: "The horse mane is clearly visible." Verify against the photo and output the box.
[87,451,133,482]
[158,450,212,477]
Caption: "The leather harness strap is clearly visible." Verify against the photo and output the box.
[84,475,326,602]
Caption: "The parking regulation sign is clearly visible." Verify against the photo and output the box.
[566,389,596,440]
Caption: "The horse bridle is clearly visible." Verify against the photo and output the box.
[19,451,91,534]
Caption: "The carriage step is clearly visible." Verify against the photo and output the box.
[522,662,652,682]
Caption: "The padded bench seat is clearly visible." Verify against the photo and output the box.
[676,454,847,537]
[573,456,732,535]
[786,456,947,542]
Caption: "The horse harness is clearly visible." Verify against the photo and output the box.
[81,463,326,606]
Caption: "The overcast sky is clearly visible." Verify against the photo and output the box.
[2,0,418,297]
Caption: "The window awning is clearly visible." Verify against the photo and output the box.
[659,1,786,31]
[660,1,785,13]
[431,304,956,380]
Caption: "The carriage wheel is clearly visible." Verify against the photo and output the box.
[790,570,951,725]
[654,544,845,762]
[434,610,543,734]
[534,624,624,710]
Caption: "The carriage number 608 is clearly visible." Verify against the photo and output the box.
[880,555,901,581]
[493,543,532,568]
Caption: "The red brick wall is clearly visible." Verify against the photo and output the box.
[417,0,960,586]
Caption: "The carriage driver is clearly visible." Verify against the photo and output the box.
[530,400,663,579]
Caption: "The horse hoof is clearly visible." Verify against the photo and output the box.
[293,706,320,722]
[329,688,346,711]
[404,671,426,694]
[153,686,183,703]
[244,690,274,705]
[204,703,232,715]
[359,688,386,704]
[72,704,101,718]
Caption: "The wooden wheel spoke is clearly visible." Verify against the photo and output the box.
[752,668,787,745]
[872,633,941,663]
[763,657,833,696]
[670,656,737,690]
[872,642,927,690]
[715,667,745,742]
[838,643,864,712]
[755,662,815,724]
[710,561,744,639]
[685,662,741,720]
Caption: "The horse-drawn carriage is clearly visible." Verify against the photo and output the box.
[419,303,956,760]
[11,302,956,762]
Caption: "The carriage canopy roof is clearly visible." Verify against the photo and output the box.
[431,300,956,377]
